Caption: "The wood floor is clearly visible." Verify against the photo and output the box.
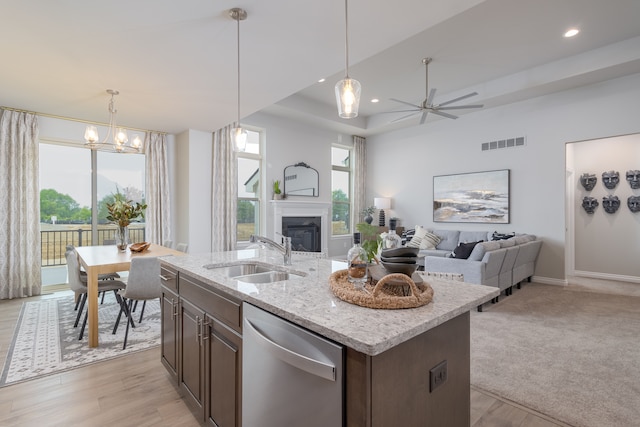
[0,287,567,427]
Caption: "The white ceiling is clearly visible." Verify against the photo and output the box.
[1,0,640,137]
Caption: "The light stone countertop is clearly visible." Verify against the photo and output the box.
[160,248,499,356]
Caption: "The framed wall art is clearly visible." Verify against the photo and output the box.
[433,169,510,223]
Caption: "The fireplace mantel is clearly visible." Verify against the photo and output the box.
[270,200,331,255]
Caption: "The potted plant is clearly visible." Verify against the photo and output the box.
[273,180,283,200]
[356,222,382,263]
[360,206,376,224]
[106,189,147,251]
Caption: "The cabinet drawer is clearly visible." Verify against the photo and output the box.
[180,274,242,333]
[160,266,178,292]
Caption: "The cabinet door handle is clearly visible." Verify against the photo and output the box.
[171,298,178,318]
[195,315,201,344]
[201,318,209,341]
[159,274,171,281]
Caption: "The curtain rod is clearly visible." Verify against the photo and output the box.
[1,106,168,135]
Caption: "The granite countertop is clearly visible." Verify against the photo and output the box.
[160,248,499,356]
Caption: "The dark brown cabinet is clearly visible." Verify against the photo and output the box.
[161,268,243,426]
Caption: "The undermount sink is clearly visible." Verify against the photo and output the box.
[203,261,306,283]
[204,262,275,277]
[234,270,305,283]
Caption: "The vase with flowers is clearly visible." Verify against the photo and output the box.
[106,190,147,252]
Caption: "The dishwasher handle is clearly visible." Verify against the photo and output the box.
[244,317,336,382]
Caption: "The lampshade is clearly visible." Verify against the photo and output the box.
[374,197,391,210]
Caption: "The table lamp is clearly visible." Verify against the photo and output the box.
[374,197,391,227]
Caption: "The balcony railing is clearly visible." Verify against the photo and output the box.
[41,227,146,267]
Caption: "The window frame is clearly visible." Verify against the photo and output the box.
[236,126,264,246]
[331,144,353,237]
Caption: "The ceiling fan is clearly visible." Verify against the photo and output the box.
[387,57,483,125]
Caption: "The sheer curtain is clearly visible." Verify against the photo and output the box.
[0,109,41,299]
[144,132,171,245]
[211,125,237,251]
[353,135,367,223]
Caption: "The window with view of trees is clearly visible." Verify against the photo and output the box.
[332,145,351,236]
[39,142,146,265]
[237,129,262,242]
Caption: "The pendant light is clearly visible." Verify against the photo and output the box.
[84,89,142,153]
[230,8,248,152]
[335,0,361,119]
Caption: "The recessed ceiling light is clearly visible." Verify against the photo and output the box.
[317,78,326,83]
[564,28,579,38]
[371,98,379,103]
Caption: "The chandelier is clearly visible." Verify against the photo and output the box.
[84,89,142,153]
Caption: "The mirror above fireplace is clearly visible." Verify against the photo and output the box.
[284,162,319,197]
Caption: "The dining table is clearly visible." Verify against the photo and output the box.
[75,243,185,348]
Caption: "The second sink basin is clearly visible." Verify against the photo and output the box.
[203,261,307,283]
[234,270,305,283]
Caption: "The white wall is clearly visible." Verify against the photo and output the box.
[246,111,354,256]
[366,72,640,282]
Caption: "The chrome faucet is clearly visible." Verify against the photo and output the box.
[249,234,292,265]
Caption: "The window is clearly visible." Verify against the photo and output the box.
[237,129,262,242]
[39,141,146,265]
[331,145,351,236]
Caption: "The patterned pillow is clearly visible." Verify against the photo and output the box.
[420,232,442,250]
[406,225,427,248]
[451,240,483,259]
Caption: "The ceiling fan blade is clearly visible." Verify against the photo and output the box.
[391,112,420,123]
[437,104,484,110]
[389,98,421,109]
[378,108,420,114]
[437,92,478,107]
[426,88,436,106]
[429,109,458,120]
[419,111,428,125]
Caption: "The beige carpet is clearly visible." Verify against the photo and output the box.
[470,283,640,427]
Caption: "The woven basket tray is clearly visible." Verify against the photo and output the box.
[329,269,434,310]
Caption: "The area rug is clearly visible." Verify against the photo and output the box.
[470,284,640,427]
[0,293,160,387]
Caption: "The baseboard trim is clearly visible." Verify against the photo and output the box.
[573,270,640,284]
[532,276,566,287]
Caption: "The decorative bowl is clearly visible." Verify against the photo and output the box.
[381,247,420,258]
[380,261,419,276]
[380,256,417,264]
[130,242,150,253]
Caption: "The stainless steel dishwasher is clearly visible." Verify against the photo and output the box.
[242,303,344,427]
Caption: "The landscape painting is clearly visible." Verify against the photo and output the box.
[433,169,510,223]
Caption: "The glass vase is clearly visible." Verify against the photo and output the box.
[115,226,129,252]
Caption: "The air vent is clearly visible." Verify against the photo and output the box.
[482,136,525,151]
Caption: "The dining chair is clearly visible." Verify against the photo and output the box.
[66,245,120,307]
[162,240,174,249]
[65,249,126,340]
[112,256,162,350]
[175,243,188,253]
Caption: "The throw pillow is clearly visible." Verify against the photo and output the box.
[406,225,427,248]
[451,240,483,259]
[492,231,515,241]
[419,232,442,250]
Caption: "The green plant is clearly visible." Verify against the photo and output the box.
[106,190,147,227]
[360,206,376,216]
[356,222,382,263]
[273,180,282,195]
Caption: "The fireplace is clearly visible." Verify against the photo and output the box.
[271,200,331,255]
[282,216,321,252]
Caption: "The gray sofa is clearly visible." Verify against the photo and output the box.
[417,229,542,300]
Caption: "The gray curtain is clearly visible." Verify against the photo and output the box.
[353,135,367,223]
[211,125,238,251]
[0,109,41,299]
[144,132,171,245]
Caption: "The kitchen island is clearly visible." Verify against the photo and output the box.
[159,249,499,426]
